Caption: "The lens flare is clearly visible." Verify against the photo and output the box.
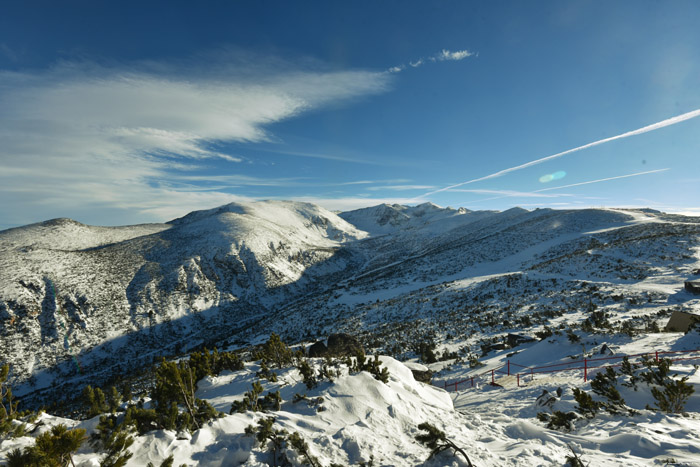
[539,171,566,183]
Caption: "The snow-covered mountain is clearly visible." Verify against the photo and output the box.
[3,200,700,466]
[1,201,700,402]
[0,201,365,394]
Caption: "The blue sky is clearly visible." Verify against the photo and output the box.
[1,1,699,229]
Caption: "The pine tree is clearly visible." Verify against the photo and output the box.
[83,385,108,418]
[107,386,122,413]
[1,363,22,438]
[288,431,321,467]
[415,422,473,467]
[650,376,694,413]
[259,333,294,369]
[8,424,86,467]
[245,417,288,467]
[90,415,134,467]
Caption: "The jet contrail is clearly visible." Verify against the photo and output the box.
[534,168,669,192]
[470,168,670,203]
[422,108,700,198]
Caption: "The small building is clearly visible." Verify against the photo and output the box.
[665,310,700,333]
[685,281,700,294]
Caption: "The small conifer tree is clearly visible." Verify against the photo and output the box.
[288,431,322,467]
[1,363,24,439]
[245,417,288,467]
[415,422,473,466]
[7,424,86,467]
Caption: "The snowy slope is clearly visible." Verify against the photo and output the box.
[0,201,366,396]
[2,201,700,465]
[2,201,700,408]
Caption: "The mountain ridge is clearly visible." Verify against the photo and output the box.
[1,200,699,403]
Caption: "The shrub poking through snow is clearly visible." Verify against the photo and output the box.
[245,417,289,467]
[415,422,473,467]
[650,377,695,414]
[230,382,281,413]
[90,414,135,467]
[6,424,86,467]
[590,367,628,414]
[346,351,390,383]
[257,333,295,369]
[288,431,322,467]
[572,388,600,418]
[257,361,278,382]
[638,358,696,414]
[83,385,109,418]
[1,363,27,439]
[565,444,588,467]
[152,359,222,432]
[620,357,640,390]
[536,411,578,432]
[298,360,318,389]
[230,381,264,413]
[188,347,244,381]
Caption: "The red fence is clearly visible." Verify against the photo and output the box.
[440,348,700,392]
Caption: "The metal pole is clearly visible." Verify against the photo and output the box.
[491,369,495,385]
[507,360,510,376]
[584,358,587,382]
[517,374,520,387]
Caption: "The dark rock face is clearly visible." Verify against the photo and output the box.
[506,333,536,348]
[326,333,364,357]
[410,369,433,384]
[307,341,328,357]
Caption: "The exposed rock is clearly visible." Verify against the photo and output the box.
[506,333,537,348]
[326,333,364,357]
[403,361,433,384]
[307,341,328,358]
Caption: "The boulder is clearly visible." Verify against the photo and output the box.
[326,333,364,357]
[307,341,328,358]
[403,361,433,384]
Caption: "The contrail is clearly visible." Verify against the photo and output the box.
[422,108,700,198]
[534,168,669,192]
[472,168,670,203]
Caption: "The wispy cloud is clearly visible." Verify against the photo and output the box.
[367,184,436,191]
[387,49,474,73]
[436,49,473,61]
[447,188,570,198]
[423,109,700,197]
[288,196,419,212]
[0,59,391,226]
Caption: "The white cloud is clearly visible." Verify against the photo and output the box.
[387,49,474,73]
[289,196,420,212]
[367,185,436,191]
[447,188,569,198]
[435,49,473,61]
[0,60,391,227]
